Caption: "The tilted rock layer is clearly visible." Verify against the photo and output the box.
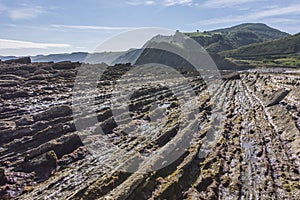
[0,61,299,199]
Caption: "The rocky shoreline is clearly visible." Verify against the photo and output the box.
[0,58,299,199]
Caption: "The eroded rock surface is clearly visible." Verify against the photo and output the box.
[0,61,299,199]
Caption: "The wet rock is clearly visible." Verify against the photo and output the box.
[100,117,118,134]
[0,121,16,130]
[0,74,25,81]
[24,79,47,85]
[1,171,35,197]
[51,134,83,157]
[0,80,20,87]
[286,104,297,111]
[33,105,72,121]
[53,61,77,70]
[19,65,37,73]
[15,116,34,126]
[28,74,51,81]
[0,88,13,95]
[1,91,29,99]
[33,123,65,141]
[58,146,88,166]
[40,65,53,71]
[3,57,31,64]
[13,69,30,76]
[27,134,83,160]
[0,61,299,199]
[17,151,57,180]
[266,89,290,107]
[222,73,240,80]
[0,168,7,185]
[54,71,76,79]
[34,69,49,75]
[196,177,214,191]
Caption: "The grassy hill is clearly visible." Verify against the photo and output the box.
[222,33,300,57]
[184,23,289,53]
[210,23,289,41]
[221,33,300,68]
[135,35,243,71]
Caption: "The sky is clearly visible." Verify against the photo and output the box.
[0,0,299,56]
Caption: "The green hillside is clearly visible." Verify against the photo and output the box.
[184,23,290,53]
[222,33,300,57]
[210,23,289,41]
[221,33,300,68]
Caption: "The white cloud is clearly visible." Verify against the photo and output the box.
[202,0,264,8]
[50,24,143,31]
[251,5,300,19]
[126,0,193,6]
[0,2,46,20]
[8,6,45,20]
[263,18,299,24]
[263,18,300,33]
[145,1,156,5]
[163,0,193,6]
[193,4,300,25]
[0,39,71,49]
[126,0,156,6]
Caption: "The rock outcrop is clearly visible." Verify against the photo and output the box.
[0,61,299,199]
[3,57,31,64]
[266,88,290,107]
[0,168,6,186]
[17,151,58,180]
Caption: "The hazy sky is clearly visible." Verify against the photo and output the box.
[0,0,299,56]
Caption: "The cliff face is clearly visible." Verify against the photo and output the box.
[0,60,299,199]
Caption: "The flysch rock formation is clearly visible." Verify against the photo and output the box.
[0,60,299,199]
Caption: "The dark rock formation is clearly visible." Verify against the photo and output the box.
[0,168,6,186]
[0,60,299,199]
[3,57,31,64]
[17,151,57,180]
[222,72,241,80]
[100,117,118,134]
[33,105,72,121]
[266,89,290,107]
[53,61,78,70]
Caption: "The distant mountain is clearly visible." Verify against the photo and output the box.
[1,52,124,64]
[32,52,124,65]
[185,23,290,53]
[0,56,18,61]
[32,52,88,63]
